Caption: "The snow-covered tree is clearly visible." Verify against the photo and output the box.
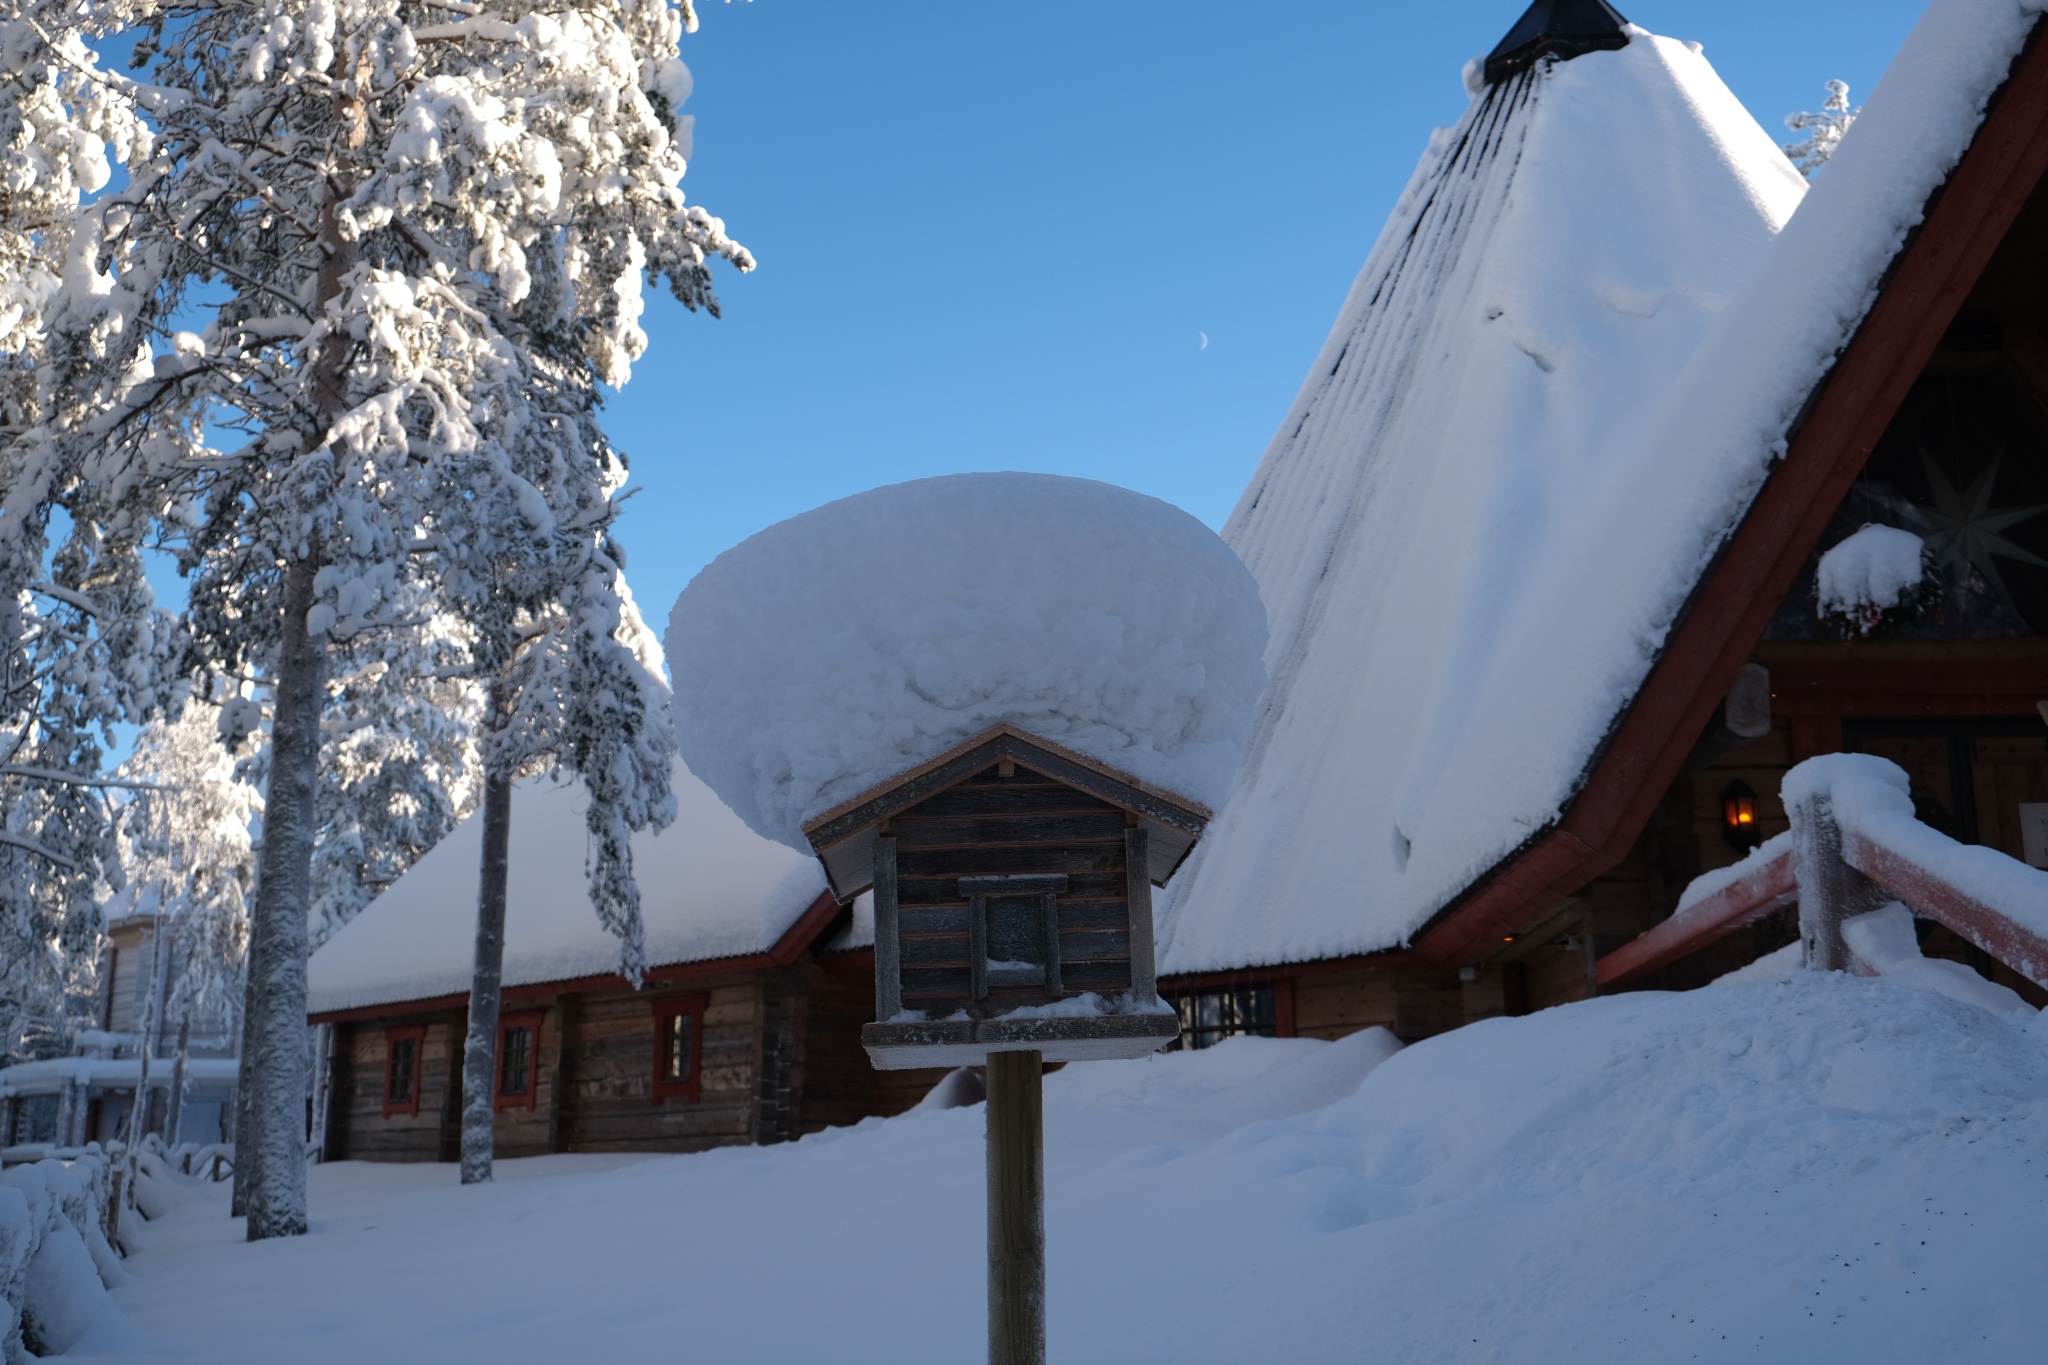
[0,0,176,1068]
[116,700,262,1036]
[1783,79,1858,178]
[459,565,671,1184]
[56,0,749,1238]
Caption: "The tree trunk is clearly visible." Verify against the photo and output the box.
[459,754,514,1185]
[165,1015,191,1149]
[228,970,252,1216]
[241,551,325,1241]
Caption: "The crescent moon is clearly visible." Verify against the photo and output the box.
[1198,332,1209,351]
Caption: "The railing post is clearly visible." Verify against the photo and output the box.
[1789,787,1889,971]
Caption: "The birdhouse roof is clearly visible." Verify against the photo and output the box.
[802,723,1211,901]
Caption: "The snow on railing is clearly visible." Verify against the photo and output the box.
[1599,753,2048,990]
[0,1150,127,1355]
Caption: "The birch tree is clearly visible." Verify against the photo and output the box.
[62,0,749,1238]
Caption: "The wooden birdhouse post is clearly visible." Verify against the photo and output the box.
[804,722,1208,1365]
[667,470,1265,1365]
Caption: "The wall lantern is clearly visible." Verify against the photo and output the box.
[1722,779,1761,851]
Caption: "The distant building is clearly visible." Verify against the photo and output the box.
[0,913,238,1156]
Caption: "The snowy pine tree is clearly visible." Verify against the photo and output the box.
[1783,79,1858,178]
[52,0,748,1237]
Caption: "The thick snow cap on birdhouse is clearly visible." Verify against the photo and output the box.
[670,473,1265,1066]
[667,472,1268,854]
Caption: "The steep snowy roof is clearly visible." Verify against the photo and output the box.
[1156,22,1809,974]
[307,762,831,1014]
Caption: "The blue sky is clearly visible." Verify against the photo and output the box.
[604,0,1932,629]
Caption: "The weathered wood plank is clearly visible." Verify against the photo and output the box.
[874,834,902,1019]
[898,873,1126,906]
[906,784,1119,819]
[1125,827,1157,999]
[893,812,1128,849]
[898,845,1124,878]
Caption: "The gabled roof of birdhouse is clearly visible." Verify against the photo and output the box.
[1151,16,1808,977]
[307,760,840,1017]
[801,723,1211,900]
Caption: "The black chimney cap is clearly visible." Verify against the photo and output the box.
[1483,0,1631,84]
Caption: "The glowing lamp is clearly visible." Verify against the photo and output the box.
[1722,779,1761,851]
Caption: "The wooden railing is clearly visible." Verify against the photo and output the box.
[1598,753,2048,991]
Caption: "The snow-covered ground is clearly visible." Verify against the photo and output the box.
[82,973,2048,1362]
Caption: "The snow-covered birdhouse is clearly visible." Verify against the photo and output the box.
[801,723,1205,1068]
[664,472,1268,1071]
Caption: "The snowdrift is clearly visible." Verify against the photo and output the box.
[107,971,2048,1363]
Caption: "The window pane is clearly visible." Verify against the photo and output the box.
[388,1038,416,1103]
[666,1012,693,1082]
[1166,986,1276,1050]
[499,1026,531,1096]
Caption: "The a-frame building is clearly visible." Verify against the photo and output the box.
[1153,0,2048,1043]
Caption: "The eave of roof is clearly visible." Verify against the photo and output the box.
[1413,14,2048,969]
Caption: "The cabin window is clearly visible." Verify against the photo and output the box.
[495,1012,544,1111]
[1164,985,1277,1051]
[381,1027,426,1118]
[651,995,706,1103]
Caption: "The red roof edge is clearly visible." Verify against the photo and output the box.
[1413,20,2048,970]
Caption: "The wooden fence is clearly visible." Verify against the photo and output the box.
[1599,754,2048,991]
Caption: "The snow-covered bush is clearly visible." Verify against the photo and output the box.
[0,1155,129,1357]
[669,473,1268,849]
[1814,523,1938,638]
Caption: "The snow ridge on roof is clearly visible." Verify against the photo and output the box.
[307,762,828,1014]
[1157,30,1806,975]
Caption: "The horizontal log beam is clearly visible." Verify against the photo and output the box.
[1843,830,2048,990]
[1596,845,1798,988]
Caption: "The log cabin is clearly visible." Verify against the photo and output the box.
[305,763,940,1163]
[1144,0,2048,1046]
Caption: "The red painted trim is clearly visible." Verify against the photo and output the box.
[1414,22,2048,970]
[1845,831,2048,991]
[1596,847,1798,989]
[768,889,848,968]
[650,994,707,1104]
[493,1010,544,1111]
[310,891,847,1024]
[380,1025,426,1119]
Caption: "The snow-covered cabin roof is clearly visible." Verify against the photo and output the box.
[1154,14,1812,975]
[1162,0,2048,977]
[306,762,836,1015]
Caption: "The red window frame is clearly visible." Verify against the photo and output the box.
[381,1026,427,1118]
[494,1010,545,1111]
[651,995,706,1104]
